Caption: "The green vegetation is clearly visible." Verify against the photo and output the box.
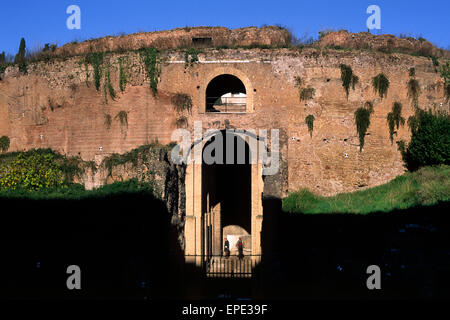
[0,136,10,153]
[102,142,172,177]
[354,101,374,151]
[0,149,93,185]
[430,55,439,70]
[184,48,199,68]
[115,111,128,127]
[300,87,315,101]
[85,52,104,91]
[294,76,303,87]
[440,61,450,103]
[14,38,27,74]
[409,67,416,77]
[104,64,115,102]
[398,109,449,171]
[0,152,66,191]
[386,102,405,144]
[118,57,127,92]
[139,47,159,97]
[104,114,112,129]
[0,179,153,201]
[407,78,420,107]
[282,165,449,214]
[305,114,315,137]
[339,64,358,99]
[372,73,389,99]
[171,93,193,114]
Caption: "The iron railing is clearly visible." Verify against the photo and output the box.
[186,255,260,278]
[206,97,246,113]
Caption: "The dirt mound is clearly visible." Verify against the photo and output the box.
[56,26,290,56]
[316,30,450,58]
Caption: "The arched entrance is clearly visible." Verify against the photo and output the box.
[184,130,264,266]
[201,131,251,258]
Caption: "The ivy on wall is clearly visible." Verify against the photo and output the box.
[339,64,358,99]
[305,115,315,137]
[139,48,160,97]
[118,57,127,92]
[185,48,199,68]
[85,52,104,91]
[372,73,389,100]
[300,87,315,101]
[354,101,374,151]
[386,102,405,144]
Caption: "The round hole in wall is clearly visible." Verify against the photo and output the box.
[253,89,257,92]
[197,86,200,89]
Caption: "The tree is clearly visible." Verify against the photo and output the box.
[0,51,5,64]
[14,38,26,64]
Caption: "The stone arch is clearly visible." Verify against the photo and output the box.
[184,128,264,264]
[199,67,254,113]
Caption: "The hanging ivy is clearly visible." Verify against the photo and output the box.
[104,114,112,130]
[386,102,405,144]
[115,111,128,128]
[118,57,127,92]
[440,61,450,103]
[85,52,104,91]
[171,93,193,114]
[305,115,315,137]
[339,64,359,99]
[407,78,420,108]
[185,48,199,68]
[354,102,374,151]
[103,64,115,103]
[139,48,160,97]
[372,73,389,99]
[300,87,315,101]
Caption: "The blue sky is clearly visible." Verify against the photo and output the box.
[0,0,449,55]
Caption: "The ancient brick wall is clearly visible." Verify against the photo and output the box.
[0,43,447,197]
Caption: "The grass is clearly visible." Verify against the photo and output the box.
[0,179,154,201]
[282,165,450,214]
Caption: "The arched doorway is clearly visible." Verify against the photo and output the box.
[205,74,247,113]
[201,131,251,258]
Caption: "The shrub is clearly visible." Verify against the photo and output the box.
[300,87,315,101]
[305,115,315,137]
[398,109,450,171]
[0,136,10,152]
[372,73,389,99]
[386,102,405,144]
[0,152,65,191]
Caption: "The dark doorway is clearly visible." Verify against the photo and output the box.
[201,131,251,257]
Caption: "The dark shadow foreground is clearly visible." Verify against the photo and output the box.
[0,192,185,300]
[261,197,450,300]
